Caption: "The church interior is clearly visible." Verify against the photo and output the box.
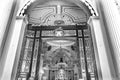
[0,0,120,80]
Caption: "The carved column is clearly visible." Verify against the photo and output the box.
[39,54,44,80]
[88,16,115,80]
[0,0,20,79]
[95,0,120,79]
[0,16,28,80]
[0,0,19,57]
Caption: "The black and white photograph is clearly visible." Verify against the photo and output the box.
[0,0,120,80]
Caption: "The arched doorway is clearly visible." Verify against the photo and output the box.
[15,0,98,80]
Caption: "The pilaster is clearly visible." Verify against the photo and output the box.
[95,0,120,79]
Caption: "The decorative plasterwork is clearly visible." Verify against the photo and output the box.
[28,6,56,24]
[19,0,96,25]
[19,0,97,16]
[27,4,90,25]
